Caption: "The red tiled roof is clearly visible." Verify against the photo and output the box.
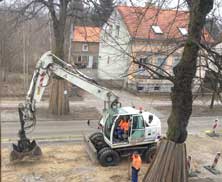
[117,6,213,42]
[73,26,101,43]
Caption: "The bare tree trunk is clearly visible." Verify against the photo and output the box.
[210,91,216,109]
[48,28,70,114]
[49,78,69,115]
[143,0,213,181]
[48,1,70,115]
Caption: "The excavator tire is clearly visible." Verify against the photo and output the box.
[97,147,110,159]
[89,132,107,151]
[144,146,157,163]
[89,132,103,142]
[98,148,120,167]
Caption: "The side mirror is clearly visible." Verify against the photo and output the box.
[148,115,153,123]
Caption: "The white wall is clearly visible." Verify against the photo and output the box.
[98,9,131,80]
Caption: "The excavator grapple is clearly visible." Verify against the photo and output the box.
[10,140,42,161]
[10,104,42,161]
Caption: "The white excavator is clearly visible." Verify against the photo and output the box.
[10,51,161,166]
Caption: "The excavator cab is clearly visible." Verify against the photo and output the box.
[103,108,146,147]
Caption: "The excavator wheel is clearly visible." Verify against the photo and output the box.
[89,132,107,150]
[143,146,157,163]
[89,132,103,141]
[98,148,120,167]
[97,147,110,159]
[10,142,42,161]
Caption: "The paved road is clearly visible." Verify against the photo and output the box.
[1,91,222,147]
[2,115,222,145]
[1,119,99,141]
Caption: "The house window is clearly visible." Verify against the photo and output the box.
[151,25,163,34]
[82,44,88,52]
[77,56,82,62]
[138,57,149,69]
[116,25,120,37]
[156,56,166,77]
[178,27,188,36]
[154,86,160,91]
[137,57,150,77]
[106,24,113,35]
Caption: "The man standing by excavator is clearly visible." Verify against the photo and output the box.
[131,151,142,182]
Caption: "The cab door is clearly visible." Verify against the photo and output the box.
[129,115,145,144]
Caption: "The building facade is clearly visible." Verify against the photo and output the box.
[72,26,101,69]
[98,5,213,92]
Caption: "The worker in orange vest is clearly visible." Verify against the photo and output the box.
[122,120,129,140]
[117,119,126,139]
[119,119,125,129]
[131,151,142,182]
[123,121,129,132]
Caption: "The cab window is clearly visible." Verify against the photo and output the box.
[104,115,117,140]
[130,115,145,140]
[132,115,144,129]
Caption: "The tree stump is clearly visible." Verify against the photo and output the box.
[143,139,188,182]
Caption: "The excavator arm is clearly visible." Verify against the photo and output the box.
[10,51,120,161]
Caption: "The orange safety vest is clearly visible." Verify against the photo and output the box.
[119,120,125,129]
[132,154,142,170]
[123,121,129,131]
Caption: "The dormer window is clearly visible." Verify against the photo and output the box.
[151,25,163,34]
[178,27,188,36]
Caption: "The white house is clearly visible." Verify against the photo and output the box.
[98,7,131,86]
[98,5,213,92]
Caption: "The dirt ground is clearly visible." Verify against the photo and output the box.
[1,135,222,182]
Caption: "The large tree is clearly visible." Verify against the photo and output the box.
[15,0,85,115]
[91,0,115,26]
[143,0,214,181]
[12,0,115,114]
[43,0,71,115]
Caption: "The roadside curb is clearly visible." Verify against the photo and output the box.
[1,119,99,123]
[1,135,83,144]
